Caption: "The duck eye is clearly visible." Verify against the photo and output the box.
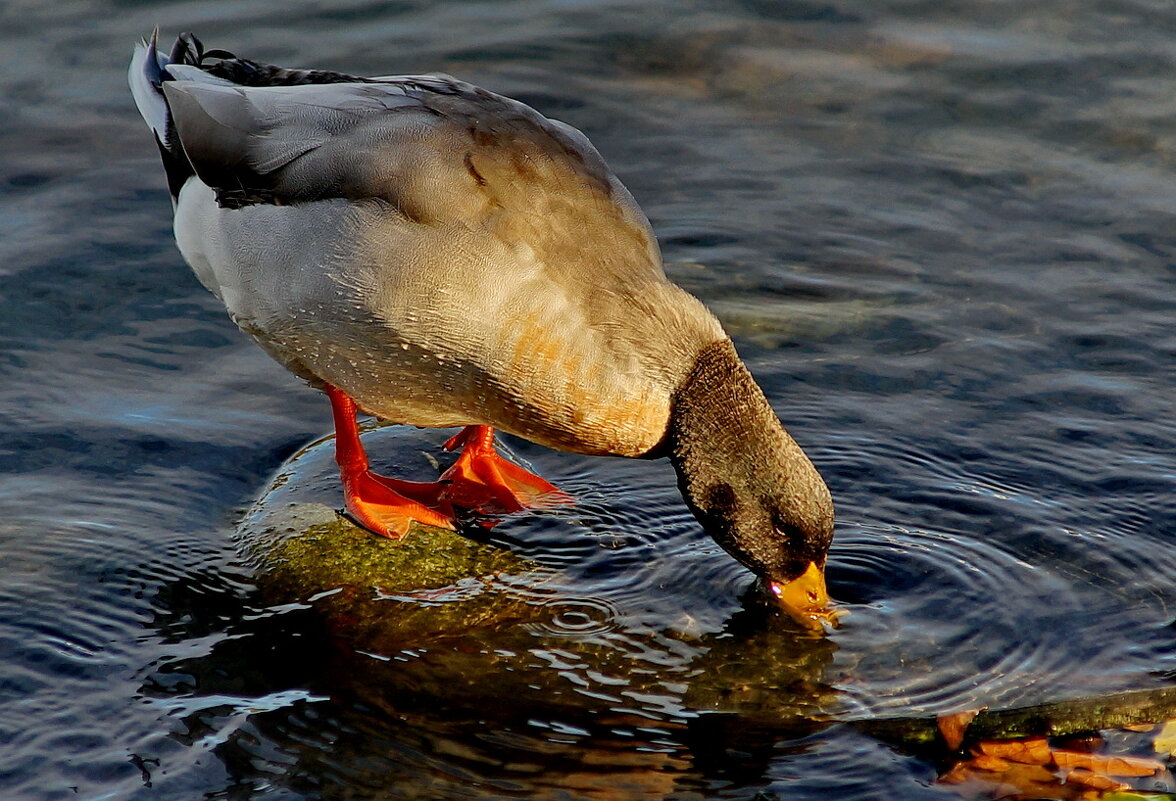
[771,519,805,549]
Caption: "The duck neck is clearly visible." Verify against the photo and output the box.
[669,338,794,508]
[666,338,833,579]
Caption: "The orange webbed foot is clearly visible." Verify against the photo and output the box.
[325,384,457,537]
[439,426,571,514]
[340,468,456,538]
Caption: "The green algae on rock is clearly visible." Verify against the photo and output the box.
[233,424,841,728]
[236,427,562,656]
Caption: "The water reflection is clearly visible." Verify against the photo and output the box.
[142,555,837,799]
[138,420,1175,798]
[129,427,846,796]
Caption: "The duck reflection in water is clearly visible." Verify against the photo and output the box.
[143,557,838,799]
[135,417,837,798]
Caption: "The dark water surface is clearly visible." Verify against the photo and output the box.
[3,1,1175,799]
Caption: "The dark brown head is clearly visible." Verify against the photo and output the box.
[667,339,835,628]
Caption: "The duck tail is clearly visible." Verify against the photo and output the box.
[128,30,171,144]
[128,30,235,201]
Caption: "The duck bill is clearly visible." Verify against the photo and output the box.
[769,562,839,630]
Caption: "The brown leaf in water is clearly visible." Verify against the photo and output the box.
[1060,767,1129,792]
[975,737,1052,765]
[938,760,1061,799]
[1051,750,1164,777]
[981,762,1062,797]
[969,753,1010,772]
[937,708,981,751]
[936,761,975,785]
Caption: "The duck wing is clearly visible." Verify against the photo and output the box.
[155,49,655,273]
[132,34,723,455]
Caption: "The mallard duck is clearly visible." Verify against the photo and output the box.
[129,32,835,626]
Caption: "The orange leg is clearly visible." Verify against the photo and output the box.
[439,425,569,514]
[325,384,455,537]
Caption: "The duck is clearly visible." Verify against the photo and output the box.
[128,31,836,626]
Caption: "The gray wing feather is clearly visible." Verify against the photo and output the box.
[163,71,663,281]
[163,81,421,204]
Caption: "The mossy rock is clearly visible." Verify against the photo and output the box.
[237,426,568,656]
[235,423,840,725]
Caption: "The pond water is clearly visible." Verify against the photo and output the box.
[2,1,1175,799]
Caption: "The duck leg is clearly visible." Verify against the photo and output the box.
[439,426,568,513]
[326,384,456,537]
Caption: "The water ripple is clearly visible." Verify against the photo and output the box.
[828,522,1164,718]
[524,597,621,639]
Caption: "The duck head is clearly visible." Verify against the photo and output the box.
[667,338,836,629]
